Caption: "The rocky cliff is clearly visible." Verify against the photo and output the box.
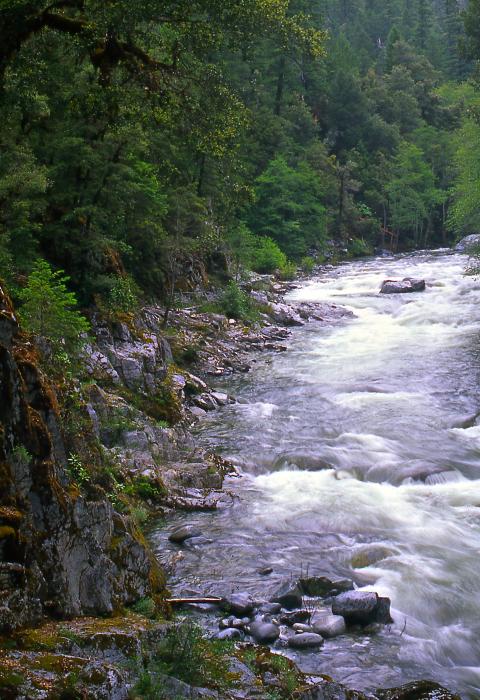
[0,283,164,633]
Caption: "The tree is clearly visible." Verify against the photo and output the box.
[448,117,480,236]
[386,141,443,246]
[18,259,90,359]
[249,156,327,259]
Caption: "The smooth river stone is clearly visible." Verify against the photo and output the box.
[215,628,244,641]
[168,525,203,544]
[220,593,255,616]
[311,613,346,638]
[248,620,280,644]
[288,632,324,649]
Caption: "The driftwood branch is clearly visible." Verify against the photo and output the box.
[166,597,222,606]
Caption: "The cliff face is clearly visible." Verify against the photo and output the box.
[0,284,163,632]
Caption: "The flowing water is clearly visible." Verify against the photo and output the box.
[151,251,480,698]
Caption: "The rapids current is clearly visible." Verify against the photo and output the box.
[152,251,480,698]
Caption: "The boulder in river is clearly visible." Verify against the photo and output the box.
[376,680,461,699]
[248,619,280,644]
[220,593,255,616]
[380,278,426,294]
[311,612,346,638]
[271,581,304,610]
[332,591,393,626]
[267,302,305,327]
[168,525,203,544]
[214,627,244,641]
[288,632,324,649]
[300,576,354,597]
[258,602,281,614]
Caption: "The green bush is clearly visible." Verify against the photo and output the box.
[277,260,298,280]
[131,597,157,619]
[252,237,288,274]
[300,256,316,273]
[349,238,372,257]
[104,274,140,314]
[219,281,255,321]
[132,620,236,697]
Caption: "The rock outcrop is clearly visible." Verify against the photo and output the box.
[380,278,426,294]
[0,284,164,632]
[454,234,480,253]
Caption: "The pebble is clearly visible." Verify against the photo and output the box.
[215,628,244,641]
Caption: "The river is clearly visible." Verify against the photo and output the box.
[152,251,480,699]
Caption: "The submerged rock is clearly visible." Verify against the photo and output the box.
[168,525,203,544]
[380,278,426,294]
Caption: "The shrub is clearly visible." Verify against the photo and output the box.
[252,237,288,274]
[300,256,316,273]
[103,274,140,314]
[349,238,372,257]
[277,260,297,280]
[132,620,236,696]
[219,281,255,321]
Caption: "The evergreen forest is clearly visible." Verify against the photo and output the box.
[1,1,480,305]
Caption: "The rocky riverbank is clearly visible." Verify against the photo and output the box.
[0,268,462,699]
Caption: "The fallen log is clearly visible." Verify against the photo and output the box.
[166,596,222,605]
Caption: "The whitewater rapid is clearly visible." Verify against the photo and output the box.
[152,251,480,698]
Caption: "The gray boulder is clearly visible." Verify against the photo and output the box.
[288,632,324,649]
[271,581,304,610]
[332,591,393,626]
[220,593,255,616]
[380,278,426,294]
[168,525,203,544]
[267,302,305,327]
[214,627,244,641]
[311,613,346,638]
[300,576,354,597]
[248,619,280,644]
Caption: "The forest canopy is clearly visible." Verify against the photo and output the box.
[0,0,479,305]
